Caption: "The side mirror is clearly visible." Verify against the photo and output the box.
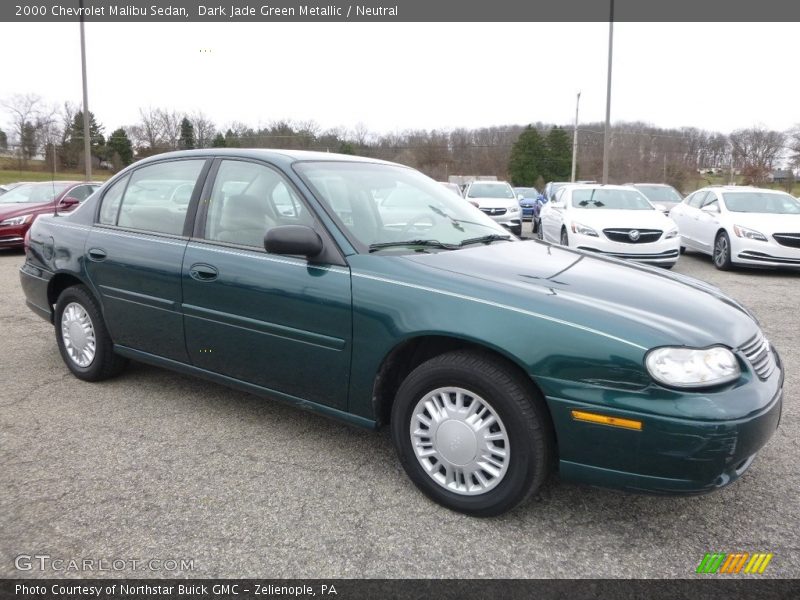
[653,203,667,212]
[264,225,323,257]
[59,196,80,208]
[702,204,720,214]
[551,201,565,209]
[517,194,524,201]
[467,199,480,208]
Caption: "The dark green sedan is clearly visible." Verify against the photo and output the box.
[20,150,783,516]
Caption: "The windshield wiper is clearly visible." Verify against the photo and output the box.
[368,239,460,252]
[458,234,512,247]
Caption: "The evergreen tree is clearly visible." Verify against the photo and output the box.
[0,128,7,151]
[224,128,240,148]
[543,126,572,182]
[338,141,355,155]
[21,121,38,160]
[508,125,545,186]
[179,117,195,150]
[211,133,226,148]
[108,128,134,167]
[62,111,105,169]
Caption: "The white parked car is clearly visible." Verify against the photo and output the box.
[463,181,522,236]
[539,184,680,268]
[670,186,800,270]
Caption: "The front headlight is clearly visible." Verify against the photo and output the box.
[0,214,33,227]
[733,225,767,242]
[665,228,679,239]
[508,205,519,213]
[645,346,740,388]
[571,221,598,237]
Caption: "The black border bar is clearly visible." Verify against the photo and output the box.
[2,579,800,600]
[2,0,800,22]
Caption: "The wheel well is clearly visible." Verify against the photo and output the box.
[716,228,728,240]
[47,273,86,308]
[372,336,555,440]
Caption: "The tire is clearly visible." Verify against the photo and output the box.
[536,220,544,241]
[390,350,553,517]
[713,231,733,271]
[511,225,522,237]
[560,228,569,247]
[531,218,538,234]
[55,285,128,381]
[679,245,686,255]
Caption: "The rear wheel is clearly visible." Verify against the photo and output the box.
[391,350,553,517]
[55,285,128,381]
[713,231,733,270]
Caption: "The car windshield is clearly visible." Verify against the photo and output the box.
[572,188,654,210]
[722,192,800,214]
[515,187,538,198]
[467,183,515,199]
[0,182,70,204]
[635,185,682,204]
[295,162,511,250]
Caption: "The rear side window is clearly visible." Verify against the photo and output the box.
[98,175,129,225]
[115,160,205,235]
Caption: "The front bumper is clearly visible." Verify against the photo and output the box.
[0,223,28,247]
[541,350,783,495]
[575,233,680,265]
[732,237,800,268]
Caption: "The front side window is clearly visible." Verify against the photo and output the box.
[686,191,708,208]
[203,160,313,248]
[115,160,205,235]
[296,161,508,249]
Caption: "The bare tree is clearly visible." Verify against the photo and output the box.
[1,93,57,165]
[789,125,800,170]
[729,126,786,183]
[136,106,164,149]
[157,109,182,150]
[190,111,216,149]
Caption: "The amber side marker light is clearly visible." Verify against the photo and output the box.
[571,410,643,431]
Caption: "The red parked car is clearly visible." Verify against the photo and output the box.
[0,181,101,249]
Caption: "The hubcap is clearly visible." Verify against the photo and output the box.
[715,236,728,266]
[61,302,96,368]
[410,386,510,496]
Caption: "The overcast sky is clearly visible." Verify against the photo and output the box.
[2,22,797,136]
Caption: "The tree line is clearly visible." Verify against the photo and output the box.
[2,93,798,192]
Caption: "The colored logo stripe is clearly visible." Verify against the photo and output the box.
[697,552,773,574]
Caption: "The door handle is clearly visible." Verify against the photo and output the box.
[189,263,218,282]
[87,248,107,261]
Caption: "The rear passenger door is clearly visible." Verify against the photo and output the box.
[84,158,209,361]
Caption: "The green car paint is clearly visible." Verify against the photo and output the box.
[19,149,783,497]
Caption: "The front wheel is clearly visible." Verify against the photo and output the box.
[560,228,569,247]
[391,350,553,517]
[55,285,128,381]
[713,231,733,270]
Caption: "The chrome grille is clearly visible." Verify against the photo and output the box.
[773,233,800,249]
[603,228,662,244]
[739,331,776,380]
[480,208,507,216]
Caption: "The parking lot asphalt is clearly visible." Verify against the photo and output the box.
[1,224,798,579]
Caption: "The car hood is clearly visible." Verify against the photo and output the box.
[724,212,800,234]
[570,208,675,230]
[470,197,517,209]
[0,201,54,220]
[397,240,758,350]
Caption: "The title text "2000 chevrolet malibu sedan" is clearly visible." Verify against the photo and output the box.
[20,150,782,516]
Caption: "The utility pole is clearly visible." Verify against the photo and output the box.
[79,0,92,181]
[571,91,581,182]
[602,0,614,184]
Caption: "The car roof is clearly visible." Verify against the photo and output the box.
[132,148,398,168]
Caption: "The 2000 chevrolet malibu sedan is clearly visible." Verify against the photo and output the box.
[20,150,783,516]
